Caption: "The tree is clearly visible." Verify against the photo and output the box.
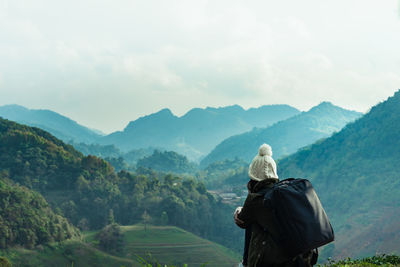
[142,210,151,232]
[160,211,169,225]
[108,209,115,225]
[96,223,123,254]
[0,256,11,267]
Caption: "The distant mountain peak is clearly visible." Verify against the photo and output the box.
[318,101,334,106]
[124,108,177,131]
[104,104,301,159]
[203,104,245,113]
[307,101,351,114]
[158,108,174,114]
[200,102,362,166]
[1,104,29,112]
[312,101,335,109]
[0,104,102,143]
[140,108,176,120]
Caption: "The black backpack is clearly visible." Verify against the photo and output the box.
[263,178,334,258]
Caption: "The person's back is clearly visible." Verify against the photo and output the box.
[234,144,313,267]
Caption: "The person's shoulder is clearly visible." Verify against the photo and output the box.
[244,192,265,206]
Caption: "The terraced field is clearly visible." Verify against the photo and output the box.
[119,225,240,267]
[2,225,240,267]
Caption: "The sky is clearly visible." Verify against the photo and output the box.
[1,0,400,133]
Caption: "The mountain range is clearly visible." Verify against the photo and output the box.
[0,104,103,143]
[278,90,400,259]
[100,104,300,161]
[0,104,300,162]
[201,102,362,167]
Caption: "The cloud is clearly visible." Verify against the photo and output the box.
[0,0,399,133]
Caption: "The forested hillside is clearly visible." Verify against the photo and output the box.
[69,141,156,171]
[0,104,102,143]
[0,178,80,249]
[198,158,249,191]
[0,117,243,253]
[278,91,400,259]
[69,141,155,164]
[101,104,300,161]
[136,150,198,174]
[201,102,361,166]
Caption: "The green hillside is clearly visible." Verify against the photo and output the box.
[321,254,400,266]
[0,117,243,254]
[69,141,155,171]
[0,241,135,267]
[201,102,361,167]
[115,225,239,267]
[1,225,240,267]
[0,179,80,249]
[278,91,400,259]
[136,150,198,174]
[197,158,248,190]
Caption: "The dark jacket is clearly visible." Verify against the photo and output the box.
[237,179,313,267]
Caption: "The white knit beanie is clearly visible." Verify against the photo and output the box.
[248,144,279,182]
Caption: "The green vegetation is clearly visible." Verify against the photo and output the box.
[0,179,80,249]
[0,224,240,267]
[68,141,156,172]
[201,102,361,166]
[137,150,198,174]
[117,225,240,267]
[0,117,243,254]
[96,223,124,254]
[196,158,249,194]
[320,254,400,266]
[0,240,136,267]
[0,256,11,267]
[69,142,122,159]
[0,118,82,191]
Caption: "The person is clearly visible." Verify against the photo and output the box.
[234,143,313,267]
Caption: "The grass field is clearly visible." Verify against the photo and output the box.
[118,224,240,267]
[0,241,136,267]
[1,224,241,267]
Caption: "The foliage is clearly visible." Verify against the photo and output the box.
[320,254,400,266]
[0,117,243,253]
[197,158,249,190]
[0,224,240,267]
[95,223,124,254]
[0,118,82,191]
[0,179,80,249]
[0,256,11,267]
[69,141,154,171]
[68,141,121,159]
[0,241,135,267]
[136,150,198,174]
